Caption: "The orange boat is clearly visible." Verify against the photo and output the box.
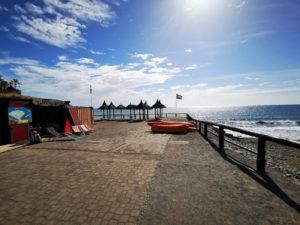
[148,121,195,127]
[151,124,197,134]
[151,124,189,134]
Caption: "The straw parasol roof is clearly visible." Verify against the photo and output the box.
[143,101,151,109]
[126,103,136,109]
[157,100,166,108]
[135,100,146,110]
[108,101,116,109]
[116,104,126,109]
[98,100,109,109]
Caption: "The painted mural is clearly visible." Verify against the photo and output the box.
[8,107,32,125]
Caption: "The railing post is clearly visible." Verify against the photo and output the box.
[257,137,266,173]
[219,126,225,151]
[204,123,207,138]
[198,121,201,133]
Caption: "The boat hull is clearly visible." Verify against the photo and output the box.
[151,124,189,134]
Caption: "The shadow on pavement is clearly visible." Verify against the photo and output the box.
[205,137,300,213]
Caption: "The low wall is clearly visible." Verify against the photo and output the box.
[75,107,94,125]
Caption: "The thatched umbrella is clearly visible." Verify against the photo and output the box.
[108,101,116,119]
[98,100,108,119]
[116,104,125,119]
[152,99,166,119]
[126,103,136,120]
[143,101,151,120]
[152,99,160,119]
[136,100,146,120]
[157,100,166,118]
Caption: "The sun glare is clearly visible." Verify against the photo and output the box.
[184,0,219,11]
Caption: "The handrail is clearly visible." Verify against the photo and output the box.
[186,114,300,173]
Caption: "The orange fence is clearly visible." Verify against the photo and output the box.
[75,107,94,125]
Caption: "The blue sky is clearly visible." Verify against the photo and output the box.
[0,0,300,107]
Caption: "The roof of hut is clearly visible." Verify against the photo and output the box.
[126,103,136,109]
[152,99,166,108]
[98,100,109,109]
[116,104,126,109]
[143,101,151,109]
[158,100,166,108]
[108,101,116,109]
[135,100,146,109]
[0,93,70,107]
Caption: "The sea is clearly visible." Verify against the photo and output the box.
[94,105,300,142]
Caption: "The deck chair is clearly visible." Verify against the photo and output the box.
[84,125,94,132]
[71,125,84,135]
[46,127,78,140]
[79,125,90,134]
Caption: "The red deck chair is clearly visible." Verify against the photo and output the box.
[72,125,83,135]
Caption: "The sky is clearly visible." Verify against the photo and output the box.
[0,0,300,108]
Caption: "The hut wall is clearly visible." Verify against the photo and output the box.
[0,100,9,145]
[75,107,94,125]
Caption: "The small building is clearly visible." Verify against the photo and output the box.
[0,94,94,145]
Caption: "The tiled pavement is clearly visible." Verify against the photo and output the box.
[0,122,170,225]
[0,121,299,225]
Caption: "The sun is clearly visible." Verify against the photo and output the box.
[184,0,219,11]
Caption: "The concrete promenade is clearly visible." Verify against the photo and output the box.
[0,121,299,225]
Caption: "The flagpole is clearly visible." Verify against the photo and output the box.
[90,84,92,107]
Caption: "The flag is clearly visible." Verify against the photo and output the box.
[176,94,182,100]
[90,85,92,94]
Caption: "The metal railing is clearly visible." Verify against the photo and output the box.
[186,114,300,173]
[94,113,187,121]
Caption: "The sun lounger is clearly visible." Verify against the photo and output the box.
[46,127,78,140]
[71,125,83,135]
[84,125,94,132]
[79,125,91,134]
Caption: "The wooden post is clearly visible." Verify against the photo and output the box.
[198,122,201,133]
[219,126,225,151]
[204,123,207,138]
[257,137,266,173]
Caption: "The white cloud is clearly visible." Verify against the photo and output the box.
[15,15,86,48]
[107,48,115,51]
[0,57,39,65]
[0,26,9,32]
[245,76,260,81]
[258,82,271,87]
[77,58,98,65]
[58,55,67,60]
[236,1,246,9]
[185,64,198,70]
[14,4,27,14]
[43,0,116,26]
[144,57,167,67]
[132,53,153,60]
[90,50,105,55]
[185,49,192,53]
[167,62,173,66]
[132,53,154,61]
[0,5,9,11]
[5,55,178,105]
[11,0,118,48]
[25,3,44,15]
[171,83,208,90]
